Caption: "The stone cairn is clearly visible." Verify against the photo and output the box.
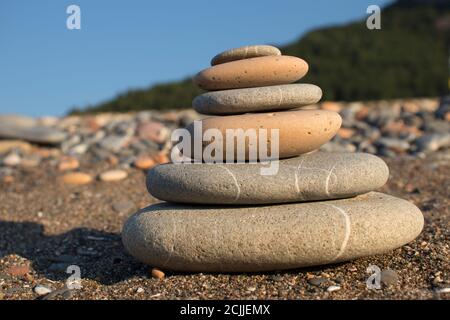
[122,45,424,272]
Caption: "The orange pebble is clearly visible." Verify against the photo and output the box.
[61,172,92,185]
[151,268,165,280]
[134,156,156,170]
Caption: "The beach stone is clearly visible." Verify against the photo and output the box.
[2,153,21,166]
[415,133,450,152]
[99,169,128,182]
[211,45,281,66]
[58,157,80,171]
[134,156,156,170]
[381,269,399,286]
[122,192,424,272]
[34,285,52,296]
[61,172,93,185]
[0,140,32,154]
[185,110,341,160]
[193,84,322,115]
[138,121,169,144]
[148,152,388,204]
[194,56,308,90]
[0,125,66,144]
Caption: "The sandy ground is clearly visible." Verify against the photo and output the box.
[0,151,449,300]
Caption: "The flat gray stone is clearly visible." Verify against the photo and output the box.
[122,192,424,272]
[147,152,389,204]
[0,125,66,144]
[193,84,322,115]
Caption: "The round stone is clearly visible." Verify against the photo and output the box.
[211,45,281,66]
[61,172,93,185]
[99,169,128,182]
[193,56,308,91]
[184,110,341,160]
[193,84,322,115]
[147,152,389,204]
[122,192,424,272]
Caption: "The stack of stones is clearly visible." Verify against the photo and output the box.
[122,45,424,272]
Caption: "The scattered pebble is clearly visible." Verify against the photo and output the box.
[6,265,30,277]
[308,277,328,286]
[134,156,156,170]
[34,285,52,296]
[136,287,145,293]
[99,169,128,182]
[151,268,165,280]
[112,200,135,214]
[58,157,80,171]
[381,269,399,286]
[326,285,341,292]
[3,153,21,166]
[61,172,93,185]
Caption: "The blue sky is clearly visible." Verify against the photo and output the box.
[0,0,392,116]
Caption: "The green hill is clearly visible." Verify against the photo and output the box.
[73,0,450,114]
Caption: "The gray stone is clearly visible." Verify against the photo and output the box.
[0,125,66,144]
[98,135,129,152]
[211,45,281,66]
[112,200,135,214]
[122,192,424,272]
[193,84,322,115]
[415,133,450,152]
[381,269,399,286]
[147,152,388,205]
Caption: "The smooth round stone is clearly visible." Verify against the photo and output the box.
[0,125,66,144]
[147,152,389,204]
[122,192,424,272]
[193,84,322,115]
[185,110,341,160]
[99,169,128,182]
[193,56,308,91]
[61,172,93,185]
[211,45,281,66]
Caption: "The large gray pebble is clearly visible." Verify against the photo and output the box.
[192,84,322,115]
[147,152,389,205]
[122,192,423,272]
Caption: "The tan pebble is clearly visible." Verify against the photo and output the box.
[6,264,30,277]
[107,155,119,166]
[99,169,128,182]
[3,153,21,166]
[62,172,92,185]
[58,157,80,171]
[211,45,281,66]
[194,56,308,90]
[321,101,342,113]
[337,128,355,139]
[0,140,32,154]
[155,153,170,164]
[134,156,156,170]
[151,268,165,280]
[187,110,342,160]
[355,107,370,120]
[444,112,450,122]
[3,175,14,183]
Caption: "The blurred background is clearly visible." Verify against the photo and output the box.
[0,0,448,116]
[0,0,449,164]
